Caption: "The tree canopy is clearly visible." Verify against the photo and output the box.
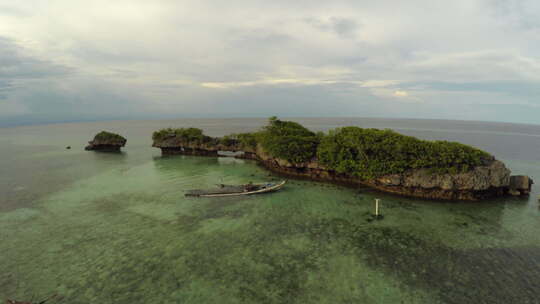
[257,117,321,163]
[317,127,491,179]
[151,118,492,179]
[152,128,212,144]
[94,131,126,143]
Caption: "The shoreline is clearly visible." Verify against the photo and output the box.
[149,117,533,201]
[159,147,516,201]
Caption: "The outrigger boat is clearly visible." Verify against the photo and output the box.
[185,180,286,197]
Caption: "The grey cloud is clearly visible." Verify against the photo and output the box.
[1,77,150,122]
[331,18,360,38]
[105,68,140,79]
[70,42,159,66]
[0,37,71,80]
[0,37,75,119]
[0,36,150,124]
[0,5,30,17]
[0,79,14,90]
[186,83,379,118]
[1,1,540,125]
[227,28,292,47]
[305,17,360,39]
[415,81,540,97]
[488,0,540,30]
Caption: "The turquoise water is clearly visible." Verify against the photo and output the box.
[1,118,539,303]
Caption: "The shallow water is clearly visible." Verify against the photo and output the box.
[1,118,539,303]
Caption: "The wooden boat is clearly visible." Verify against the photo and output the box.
[185,180,286,197]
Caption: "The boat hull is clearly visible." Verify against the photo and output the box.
[186,180,286,197]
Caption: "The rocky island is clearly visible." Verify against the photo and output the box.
[152,117,532,201]
[85,131,127,152]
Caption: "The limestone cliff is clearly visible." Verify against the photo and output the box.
[152,132,257,158]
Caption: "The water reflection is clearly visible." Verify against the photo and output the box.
[217,156,245,165]
[89,150,127,159]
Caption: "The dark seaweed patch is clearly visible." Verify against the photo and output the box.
[297,217,540,304]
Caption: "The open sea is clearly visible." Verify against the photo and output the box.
[1,117,539,304]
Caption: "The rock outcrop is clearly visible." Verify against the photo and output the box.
[85,131,127,152]
[153,133,257,159]
[508,175,533,196]
[255,145,519,200]
[153,135,532,201]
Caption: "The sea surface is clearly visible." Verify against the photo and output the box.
[1,117,539,304]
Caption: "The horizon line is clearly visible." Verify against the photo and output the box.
[2,115,540,129]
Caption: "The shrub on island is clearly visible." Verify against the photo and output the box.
[152,128,215,145]
[151,117,492,179]
[257,117,321,163]
[219,132,259,151]
[85,131,127,151]
[94,131,127,143]
[317,126,491,179]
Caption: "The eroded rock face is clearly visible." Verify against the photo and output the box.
[253,144,528,200]
[508,175,533,196]
[85,131,126,152]
[392,160,511,191]
[153,135,256,156]
[369,160,513,200]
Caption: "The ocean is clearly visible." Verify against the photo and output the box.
[1,117,539,303]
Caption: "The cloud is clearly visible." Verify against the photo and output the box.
[0,37,71,80]
[0,36,154,124]
[487,0,540,30]
[305,17,361,39]
[201,78,341,89]
[360,80,401,88]
[405,50,540,82]
[0,99,29,116]
[0,4,30,17]
[393,90,408,97]
[0,0,539,125]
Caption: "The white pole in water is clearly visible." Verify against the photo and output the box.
[375,199,380,216]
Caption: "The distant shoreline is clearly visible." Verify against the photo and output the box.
[3,116,540,129]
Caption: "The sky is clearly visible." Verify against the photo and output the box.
[1,0,540,126]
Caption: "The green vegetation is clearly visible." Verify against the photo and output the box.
[152,128,213,144]
[151,118,491,178]
[317,127,491,179]
[152,127,257,150]
[257,117,321,163]
[94,131,126,143]
[236,132,259,150]
[219,135,236,146]
[220,132,259,150]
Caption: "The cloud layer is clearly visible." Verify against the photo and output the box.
[1,0,539,125]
